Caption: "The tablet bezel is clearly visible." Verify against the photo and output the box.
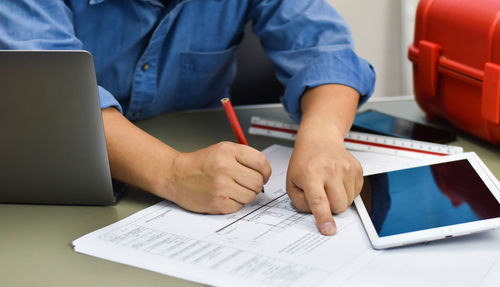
[354,152,500,249]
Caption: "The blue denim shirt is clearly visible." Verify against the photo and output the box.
[0,0,375,122]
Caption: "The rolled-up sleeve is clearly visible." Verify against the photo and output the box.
[0,0,122,113]
[248,0,376,122]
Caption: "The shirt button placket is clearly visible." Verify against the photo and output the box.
[129,60,153,118]
[129,8,173,119]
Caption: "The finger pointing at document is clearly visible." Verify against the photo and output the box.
[286,84,364,236]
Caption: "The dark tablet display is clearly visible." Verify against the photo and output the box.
[353,109,456,144]
[360,159,500,237]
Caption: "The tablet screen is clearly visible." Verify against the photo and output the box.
[360,159,500,237]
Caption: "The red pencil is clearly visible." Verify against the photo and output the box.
[221,98,264,193]
[221,98,248,145]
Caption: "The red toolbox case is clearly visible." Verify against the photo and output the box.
[408,0,500,145]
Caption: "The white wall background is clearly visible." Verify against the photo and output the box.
[328,0,419,98]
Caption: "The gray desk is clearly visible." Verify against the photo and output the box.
[1,99,499,287]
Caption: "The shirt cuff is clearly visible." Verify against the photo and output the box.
[98,85,123,114]
[282,48,376,122]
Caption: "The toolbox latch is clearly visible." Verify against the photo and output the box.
[482,62,500,124]
[418,41,441,97]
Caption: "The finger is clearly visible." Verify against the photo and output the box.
[216,198,244,214]
[302,180,337,236]
[234,146,272,183]
[286,179,311,212]
[331,159,363,209]
[232,166,265,193]
[345,169,364,204]
[342,172,356,206]
[226,181,258,205]
[325,179,349,214]
[349,158,364,199]
[354,167,364,197]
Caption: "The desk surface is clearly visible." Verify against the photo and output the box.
[2,98,499,287]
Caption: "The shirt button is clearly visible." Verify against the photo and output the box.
[133,111,141,118]
[142,63,150,71]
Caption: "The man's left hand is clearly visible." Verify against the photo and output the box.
[285,84,364,236]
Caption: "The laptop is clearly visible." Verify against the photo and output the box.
[0,50,117,205]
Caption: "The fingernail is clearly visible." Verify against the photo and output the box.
[321,222,336,235]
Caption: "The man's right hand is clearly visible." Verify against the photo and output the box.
[102,108,271,214]
[164,142,271,214]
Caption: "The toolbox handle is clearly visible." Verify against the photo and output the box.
[482,62,500,124]
[417,41,441,97]
[409,42,500,123]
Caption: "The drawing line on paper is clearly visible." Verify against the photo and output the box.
[215,193,288,233]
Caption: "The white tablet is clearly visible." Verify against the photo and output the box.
[354,152,500,249]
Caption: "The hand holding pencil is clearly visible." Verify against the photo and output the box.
[161,98,271,214]
[221,98,268,193]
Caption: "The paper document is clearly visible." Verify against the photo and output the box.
[74,145,376,286]
[73,145,500,287]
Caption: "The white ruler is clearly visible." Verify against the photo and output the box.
[248,116,463,159]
